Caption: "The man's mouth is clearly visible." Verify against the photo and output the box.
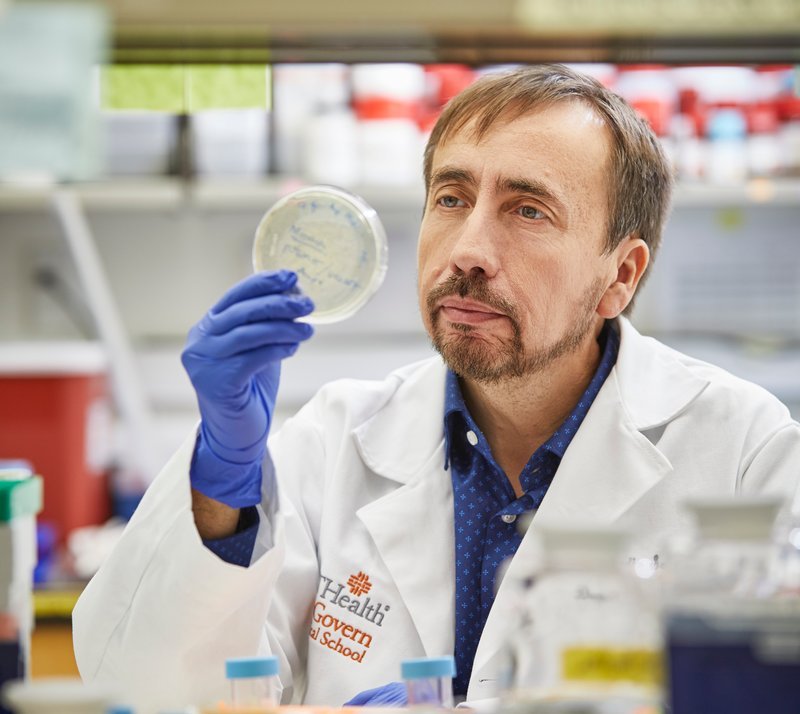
[438,297,508,326]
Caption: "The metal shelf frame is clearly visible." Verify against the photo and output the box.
[75,0,800,65]
[110,29,800,66]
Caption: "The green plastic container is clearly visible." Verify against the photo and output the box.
[0,475,43,522]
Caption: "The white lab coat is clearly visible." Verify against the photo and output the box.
[73,318,800,714]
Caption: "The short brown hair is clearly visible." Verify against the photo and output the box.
[422,64,673,313]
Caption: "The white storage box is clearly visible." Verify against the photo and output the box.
[191,109,269,177]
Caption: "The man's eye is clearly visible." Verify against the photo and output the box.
[438,195,464,208]
[518,205,544,220]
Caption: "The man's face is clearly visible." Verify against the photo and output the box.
[417,100,621,383]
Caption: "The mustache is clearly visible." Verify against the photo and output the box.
[426,273,518,322]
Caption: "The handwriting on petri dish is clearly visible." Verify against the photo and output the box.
[326,271,362,290]
[281,243,324,267]
[289,224,326,253]
[345,211,361,231]
[294,266,325,287]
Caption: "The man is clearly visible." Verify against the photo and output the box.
[73,65,800,713]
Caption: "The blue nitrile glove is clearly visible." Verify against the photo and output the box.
[181,270,314,508]
[344,682,408,707]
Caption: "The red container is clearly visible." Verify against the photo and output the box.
[0,343,112,544]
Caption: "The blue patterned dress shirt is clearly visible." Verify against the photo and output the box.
[445,321,619,696]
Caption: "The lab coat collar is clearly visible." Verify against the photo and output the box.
[353,355,448,485]
[614,316,710,430]
[353,318,710,480]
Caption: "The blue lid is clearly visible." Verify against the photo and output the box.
[707,109,747,140]
[0,459,33,474]
[106,708,134,714]
[401,656,456,680]
[225,655,279,679]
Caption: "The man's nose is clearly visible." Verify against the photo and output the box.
[448,205,500,279]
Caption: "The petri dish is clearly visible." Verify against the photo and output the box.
[252,185,388,324]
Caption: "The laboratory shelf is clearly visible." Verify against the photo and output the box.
[190,178,427,213]
[0,178,426,213]
[98,0,800,64]
[0,179,185,212]
[671,178,800,208]
[1,177,798,213]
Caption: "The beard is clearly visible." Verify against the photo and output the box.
[426,273,605,384]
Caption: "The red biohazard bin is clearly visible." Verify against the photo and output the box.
[0,342,112,545]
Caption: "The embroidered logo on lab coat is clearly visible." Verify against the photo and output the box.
[347,571,372,596]
[310,572,392,664]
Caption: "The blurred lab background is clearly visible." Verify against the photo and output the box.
[0,0,798,683]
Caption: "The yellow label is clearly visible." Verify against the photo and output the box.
[562,647,662,686]
[187,65,270,111]
[32,589,83,619]
[101,64,271,112]
[102,64,187,111]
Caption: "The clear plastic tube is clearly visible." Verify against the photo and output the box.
[402,656,456,708]
[225,655,280,708]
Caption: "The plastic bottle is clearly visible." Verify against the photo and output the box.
[272,64,347,176]
[774,511,800,597]
[0,469,42,711]
[301,65,358,187]
[351,63,426,187]
[661,496,786,607]
[779,95,800,177]
[747,66,786,178]
[705,108,748,185]
[670,113,704,181]
[401,656,456,708]
[504,525,662,710]
[615,66,676,137]
[746,103,781,177]
[225,655,280,708]
[660,496,799,714]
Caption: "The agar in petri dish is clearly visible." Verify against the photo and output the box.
[252,185,389,324]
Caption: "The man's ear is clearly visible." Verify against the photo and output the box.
[597,237,650,319]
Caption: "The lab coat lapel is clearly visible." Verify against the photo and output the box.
[531,368,673,525]
[534,317,711,525]
[469,318,710,697]
[353,358,455,659]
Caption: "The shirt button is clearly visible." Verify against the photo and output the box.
[501,514,517,524]
[466,430,478,446]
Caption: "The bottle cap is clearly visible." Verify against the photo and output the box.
[0,473,42,522]
[401,655,456,680]
[684,495,785,541]
[707,108,747,139]
[225,655,279,679]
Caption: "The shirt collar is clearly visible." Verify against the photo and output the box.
[443,320,620,467]
[443,369,472,470]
